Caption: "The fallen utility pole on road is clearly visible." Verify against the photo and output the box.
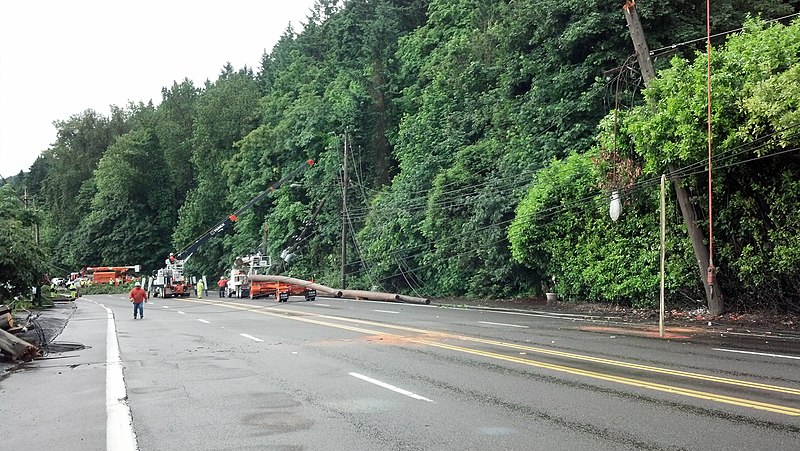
[247,275,430,305]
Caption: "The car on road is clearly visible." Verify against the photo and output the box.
[51,277,65,287]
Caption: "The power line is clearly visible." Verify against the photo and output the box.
[344,142,800,280]
[649,12,800,58]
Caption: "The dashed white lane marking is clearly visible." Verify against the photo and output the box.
[374,309,399,314]
[197,319,210,324]
[97,303,138,450]
[162,306,170,309]
[478,321,529,329]
[315,303,330,307]
[240,333,263,342]
[177,311,185,315]
[349,372,432,402]
[714,348,800,360]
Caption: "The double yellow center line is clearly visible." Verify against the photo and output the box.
[180,298,800,416]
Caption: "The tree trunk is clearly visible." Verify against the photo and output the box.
[669,164,725,315]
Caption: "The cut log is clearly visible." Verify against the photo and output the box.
[0,312,14,331]
[0,304,10,316]
[340,289,398,302]
[0,328,41,361]
[396,294,430,305]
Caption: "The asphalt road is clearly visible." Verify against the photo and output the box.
[4,294,800,450]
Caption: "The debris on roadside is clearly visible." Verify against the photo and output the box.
[0,304,43,362]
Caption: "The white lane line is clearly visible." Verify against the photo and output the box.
[479,321,529,329]
[162,306,170,309]
[725,331,800,341]
[374,309,399,314]
[349,372,432,402]
[197,319,210,324]
[240,333,263,342]
[98,303,138,451]
[315,303,330,307]
[714,348,800,360]
[177,311,185,315]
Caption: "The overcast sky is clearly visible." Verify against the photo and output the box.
[0,0,317,179]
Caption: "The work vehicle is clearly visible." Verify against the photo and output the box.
[86,265,141,285]
[225,253,271,298]
[249,279,316,301]
[151,159,314,298]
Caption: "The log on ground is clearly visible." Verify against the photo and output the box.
[0,328,41,361]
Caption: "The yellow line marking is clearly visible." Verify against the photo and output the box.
[279,306,800,397]
[179,298,800,416]
[415,340,800,416]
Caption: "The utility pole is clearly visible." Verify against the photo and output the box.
[340,131,348,289]
[623,1,656,83]
[24,187,43,307]
[623,0,724,315]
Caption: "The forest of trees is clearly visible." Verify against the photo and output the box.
[3,0,800,314]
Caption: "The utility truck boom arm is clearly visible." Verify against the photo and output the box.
[175,159,314,261]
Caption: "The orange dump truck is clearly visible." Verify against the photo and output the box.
[86,266,141,285]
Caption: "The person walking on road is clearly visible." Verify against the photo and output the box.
[130,282,148,319]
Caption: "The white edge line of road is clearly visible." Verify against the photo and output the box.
[240,333,264,342]
[374,309,400,314]
[349,372,433,402]
[95,302,138,451]
[314,303,330,307]
[479,321,529,329]
[197,319,210,324]
[713,348,800,360]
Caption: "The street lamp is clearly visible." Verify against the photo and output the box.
[609,190,621,222]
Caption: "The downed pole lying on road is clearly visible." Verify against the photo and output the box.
[247,275,430,304]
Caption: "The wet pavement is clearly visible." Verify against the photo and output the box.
[0,299,107,451]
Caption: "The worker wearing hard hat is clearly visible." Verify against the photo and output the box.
[217,276,228,297]
[129,281,148,319]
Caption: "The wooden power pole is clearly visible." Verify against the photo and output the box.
[623,0,724,315]
[340,131,348,289]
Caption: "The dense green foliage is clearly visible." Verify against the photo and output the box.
[0,185,46,300]
[4,0,800,312]
[511,18,800,311]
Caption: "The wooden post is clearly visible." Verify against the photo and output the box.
[623,0,725,315]
[660,174,666,337]
[623,1,656,83]
[341,131,349,289]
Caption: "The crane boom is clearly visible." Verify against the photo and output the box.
[175,159,314,261]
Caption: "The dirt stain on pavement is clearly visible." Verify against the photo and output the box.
[579,325,697,339]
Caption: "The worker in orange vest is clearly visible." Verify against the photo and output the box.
[217,276,228,297]
[129,282,148,319]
